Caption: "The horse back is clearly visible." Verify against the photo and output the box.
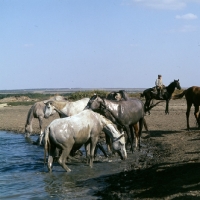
[32,101,45,118]
[185,86,200,106]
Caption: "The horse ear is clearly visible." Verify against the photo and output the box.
[178,79,179,81]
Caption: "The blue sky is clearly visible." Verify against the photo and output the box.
[1,0,200,90]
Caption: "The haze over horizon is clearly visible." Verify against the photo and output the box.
[1,0,200,90]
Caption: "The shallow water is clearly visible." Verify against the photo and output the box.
[0,131,146,199]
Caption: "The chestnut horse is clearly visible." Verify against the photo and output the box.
[172,86,200,130]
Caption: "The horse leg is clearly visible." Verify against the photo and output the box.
[38,116,44,135]
[89,137,98,168]
[145,99,151,115]
[58,147,72,172]
[124,126,134,153]
[85,141,91,165]
[95,142,108,158]
[47,144,56,172]
[131,123,139,150]
[194,105,199,127]
[165,99,169,114]
[135,118,144,150]
[186,102,192,131]
[105,133,112,155]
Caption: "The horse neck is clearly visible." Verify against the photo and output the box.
[52,101,67,111]
[101,99,125,128]
[104,99,118,114]
[166,82,176,94]
[101,120,120,140]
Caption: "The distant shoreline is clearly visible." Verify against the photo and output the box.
[0,88,146,94]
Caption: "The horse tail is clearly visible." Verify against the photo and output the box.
[25,104,34,132]
[44,126,50,165]
[172,90,186,100]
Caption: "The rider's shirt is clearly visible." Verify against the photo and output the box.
[155,78,163,87]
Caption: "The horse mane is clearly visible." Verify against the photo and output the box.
[98,113,113,126]
[118,90,129,100]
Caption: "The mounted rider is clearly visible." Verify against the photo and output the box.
[152,74,164,99]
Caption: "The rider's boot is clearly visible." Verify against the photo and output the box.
[158,89,163,99]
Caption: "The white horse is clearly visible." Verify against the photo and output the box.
[44,98,90,118]
[44,109,127,172]
[42,97,110,157]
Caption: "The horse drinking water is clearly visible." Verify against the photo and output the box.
[44,109,127,172]
[43,97,109,157]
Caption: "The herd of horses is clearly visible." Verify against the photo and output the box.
[24,79,200,172]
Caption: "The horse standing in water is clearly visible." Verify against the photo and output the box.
[172,86,200,130]
[43,98,109,157]
[85,94,146,151]
[141,79,181,114]
[44,110,127,172]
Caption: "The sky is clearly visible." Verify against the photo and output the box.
[1,0,200,90]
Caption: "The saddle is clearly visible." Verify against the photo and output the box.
[151,85,166,92]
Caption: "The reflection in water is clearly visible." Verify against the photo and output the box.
[0,131,145,199]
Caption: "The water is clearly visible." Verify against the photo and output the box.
[0,131,139,200]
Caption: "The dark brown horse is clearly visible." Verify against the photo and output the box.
[172,86,200,130]
[141,79,181,114]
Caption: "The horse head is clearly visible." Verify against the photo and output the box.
[174,79,181,90]
[84,94,105,111]
[112,132,127,160]
[43,100,56,118]
[103,122,127,160]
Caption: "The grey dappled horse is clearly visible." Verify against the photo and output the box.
[85,94,146,151]
[25,95,66,138]
[44,110,127,172]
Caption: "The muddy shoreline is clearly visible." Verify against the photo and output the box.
[1,99,200,199]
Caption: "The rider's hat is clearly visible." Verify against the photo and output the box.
[158,74,162,77]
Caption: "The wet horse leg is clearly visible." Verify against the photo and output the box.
[186,102,192,131]
[105,134,112,154]
[47,145,56,172]
[58,147,72,172]
[38,116,44,135]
